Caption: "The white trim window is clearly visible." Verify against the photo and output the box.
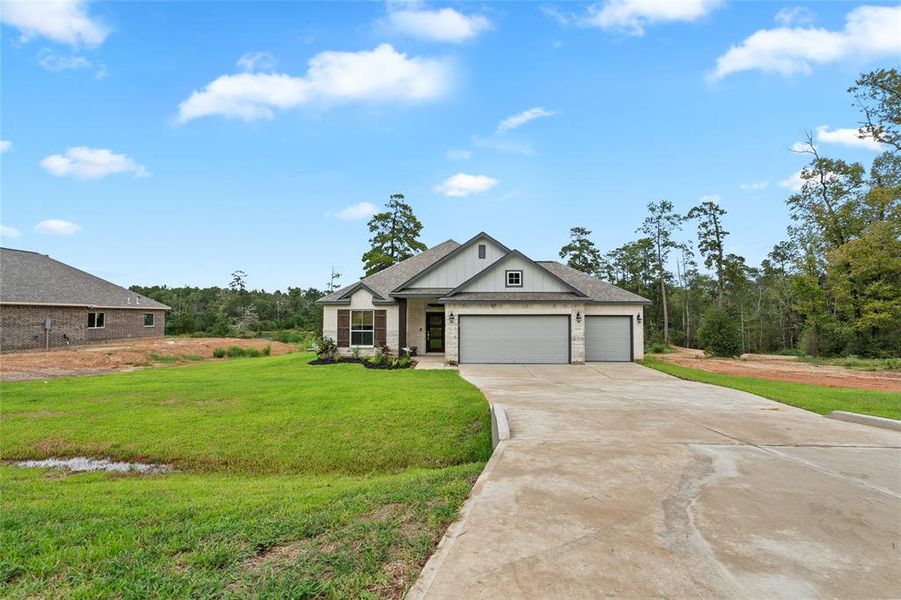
[87,312,105,329]
[351,310,374,346]
[144,313,155,327]
[506,270,523,288]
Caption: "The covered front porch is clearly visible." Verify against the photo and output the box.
[398,296,449,357]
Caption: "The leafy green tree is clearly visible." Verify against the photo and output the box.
[788,138,866,250]
[849,68,901,151]
[698,308,741,357]
[638,200,684,344]
[686,200,728,309]
[559,227,604,275]
[362,193,427,276]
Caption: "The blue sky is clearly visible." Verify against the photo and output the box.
[1,1,898,291]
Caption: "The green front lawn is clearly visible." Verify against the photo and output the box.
[1,353,492,598]
[1,353,489,474]
[643,357,901,420]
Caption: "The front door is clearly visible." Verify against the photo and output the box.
[426,312,445,353]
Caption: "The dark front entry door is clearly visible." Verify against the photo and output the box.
[426,312,445,353]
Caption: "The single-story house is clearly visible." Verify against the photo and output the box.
[0,247,170,352]
[318,233,650,364]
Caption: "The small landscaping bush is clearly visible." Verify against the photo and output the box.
[212,348,226,358]
[698,308,742,358]
[315,336,339,361]
[646,342,676,354]
[148,352,178,363]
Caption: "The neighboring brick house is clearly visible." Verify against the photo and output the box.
[0,248,170,352]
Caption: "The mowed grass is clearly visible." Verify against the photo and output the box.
[643,357,901,420]
[1,353,492,598]
[1,353,490,474]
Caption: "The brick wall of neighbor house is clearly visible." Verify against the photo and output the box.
[0,305,166,352]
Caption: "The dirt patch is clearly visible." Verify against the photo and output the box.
[241,539,312,576]
[0,337,297,381]
[655,347,901,392]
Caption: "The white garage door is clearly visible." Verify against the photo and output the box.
[585,316,632,362]
[459,315,570,364]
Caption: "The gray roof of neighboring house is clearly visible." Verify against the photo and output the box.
[318,240,461,304]
[537,261,651,304]
[0,248,171,310]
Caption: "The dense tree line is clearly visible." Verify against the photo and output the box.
[560,68,900,357]
[131,271,324,336]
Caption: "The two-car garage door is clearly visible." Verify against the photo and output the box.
[458,315,570,364]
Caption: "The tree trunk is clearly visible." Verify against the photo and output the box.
[660,275,669,344]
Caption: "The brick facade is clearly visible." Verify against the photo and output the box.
[0,305,167,352]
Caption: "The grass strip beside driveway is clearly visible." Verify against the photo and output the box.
[643,357,901,420]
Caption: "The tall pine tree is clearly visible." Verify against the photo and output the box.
[559,226,604,275]
[362,194,427,276]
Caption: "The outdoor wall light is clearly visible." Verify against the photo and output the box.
[636,313,642,324]
[448,312,455,323]
[576,311,582,323]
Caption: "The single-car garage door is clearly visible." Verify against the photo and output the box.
[459,315,570,364]
[585,316,632,362]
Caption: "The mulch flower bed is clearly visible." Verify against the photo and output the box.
[308,357,417,370]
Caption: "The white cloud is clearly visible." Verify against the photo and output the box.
[0,225,22,238]
[332,201,378,221]
[237,51,277,72]
[774,6,815,26]
[471,135,535,156]
[40,147,149,179]
[177,44,453,123]
[34,219,81,236]
[37,49,106,77]
[0,140,11,153]
[581,0,722,36]
[385,2,491,43]
[790,141,814,153]
[778,170,805,192]
[0,0,108,47]
[815,125,883,151]
[710,5,901,81]
[496,107,557,134]
[446,148,471,160]
[434,173,498,197]
[740,180,769,190]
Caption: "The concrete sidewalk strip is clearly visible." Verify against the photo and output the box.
[409,363,901,599]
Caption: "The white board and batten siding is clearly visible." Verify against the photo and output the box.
[406,237,507,289]
[458,315,570,364]
[460,255,572,293]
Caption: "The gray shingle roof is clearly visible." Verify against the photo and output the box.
[0,248,170,310]
[318,240,461,304]
[537,261,651,304]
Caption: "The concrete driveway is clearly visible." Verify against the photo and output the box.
[410,363,901,599]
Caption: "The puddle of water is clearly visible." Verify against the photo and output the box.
[12,457,172,474]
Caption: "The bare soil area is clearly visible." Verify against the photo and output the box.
[656,347,901,392]
[0,337,297,381]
